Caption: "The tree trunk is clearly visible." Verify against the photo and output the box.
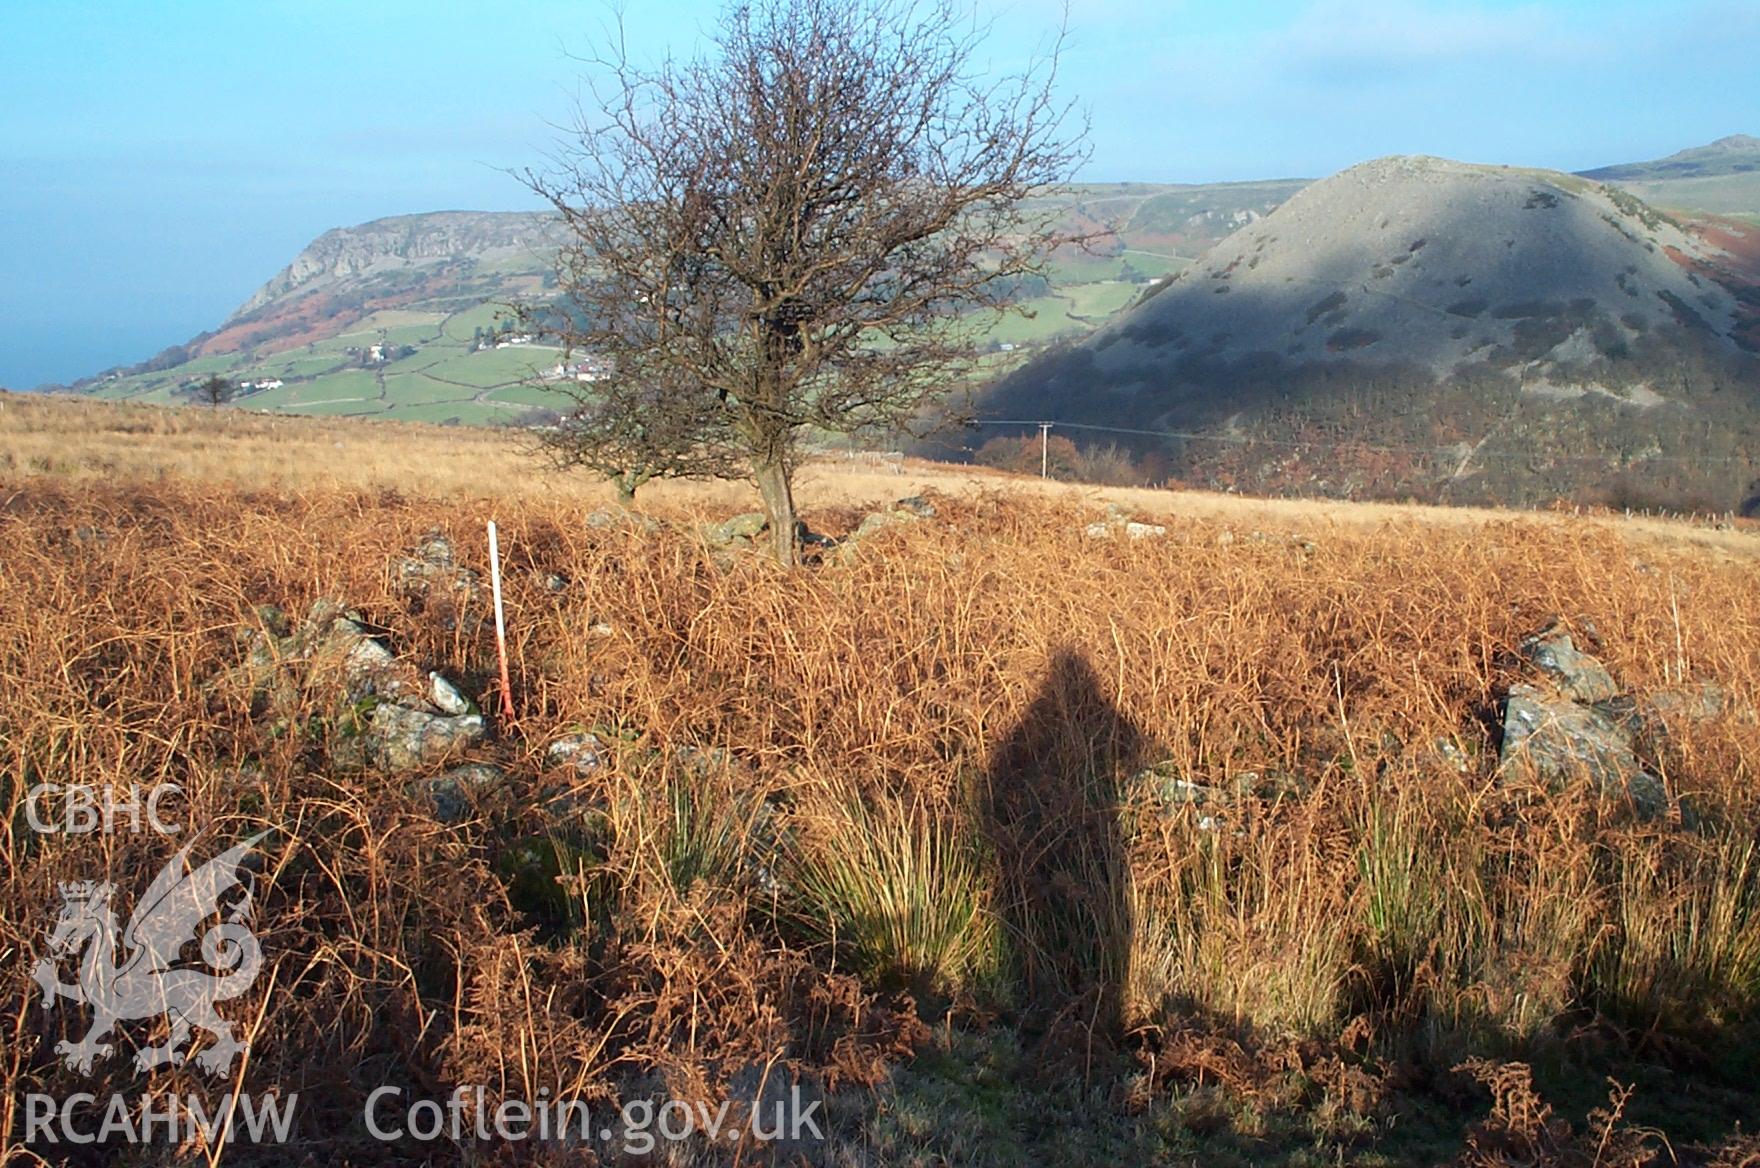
[753,455,799,567]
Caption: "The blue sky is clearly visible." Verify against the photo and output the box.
[2,0,1756,387]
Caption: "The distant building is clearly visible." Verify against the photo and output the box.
[537,356,612,383]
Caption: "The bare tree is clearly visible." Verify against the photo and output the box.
[197,375,232,408]
[524,367,745,504]
[523,0,1087,562]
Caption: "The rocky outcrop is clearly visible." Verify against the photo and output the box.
[547,732,606,776]
[422,763,507,825]
[1085,504,1168,540]
[230,211,564,320]
[394,531,487,630]
[225,595,487,774]
[708,512,768,544]
[1497,624,1733,819]
[830,496,952,563]
[361,702,485,772]
[221,538,497,777]
[1500,684,1666,817]
[1518,629,1619,703]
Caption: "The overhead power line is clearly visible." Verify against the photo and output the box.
[968,418,1760,468]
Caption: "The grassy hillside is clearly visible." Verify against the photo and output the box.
[72,182,1310,419]
[83,300,566,425]
[57,138,1760,423]
[1578,134,1760,218]
[1608,173,1760,218]
[981,156,1760,512]
[5,395,1760,1165]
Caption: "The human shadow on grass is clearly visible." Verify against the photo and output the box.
[980,645,1154,1076]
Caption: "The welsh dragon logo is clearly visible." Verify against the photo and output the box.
[32,834,266,1077]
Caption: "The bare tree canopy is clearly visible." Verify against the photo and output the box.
[197,374,232,408]
[524,369,745,503]
[523,0,1087,562]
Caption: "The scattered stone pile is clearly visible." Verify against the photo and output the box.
[1213,528,1320,555]
[216,533,635,829]
[393,531,486,630]
[227,595,486,773]
[1133,620,1736,833]
[832,495,937,562]
[1085,504,1168,541]
[698,496,942,562]
[1497,623,1731,819]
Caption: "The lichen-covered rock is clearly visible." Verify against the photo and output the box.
[710,512,768,544]
[839,506,921,550]
[421,762,506,824]
[547,731,605,775]
[224,595,492,777]
[894,495,938,519]
[366,703,485,772]
[340,626,397,679]
[313,615,426,704]
[1519,629,1619,703]
[1500,684,1665,817]
[1086,519,1167,540]
[1600,682,1731,741]
[1432,737,1472,774]
[852,511,904,541]
[585,507,663,533]
[253,604,291,639]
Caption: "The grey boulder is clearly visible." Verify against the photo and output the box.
[1518,630,1619,703]
[367,703,485,772]
[1500,684,1665,817]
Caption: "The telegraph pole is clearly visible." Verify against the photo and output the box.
[1038,422,1052,478]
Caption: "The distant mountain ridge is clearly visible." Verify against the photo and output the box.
[67,137,1760,463]
[69,182,1298,416]
[1575,135,1760,219]
[1581,135,1760,182]
[214,184,1300,345]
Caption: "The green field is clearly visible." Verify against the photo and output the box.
[89,244,1165,420]
[1063,280,1143,320]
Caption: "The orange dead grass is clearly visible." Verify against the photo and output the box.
[6,390,1755,562]
[3,393,1760,1164]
